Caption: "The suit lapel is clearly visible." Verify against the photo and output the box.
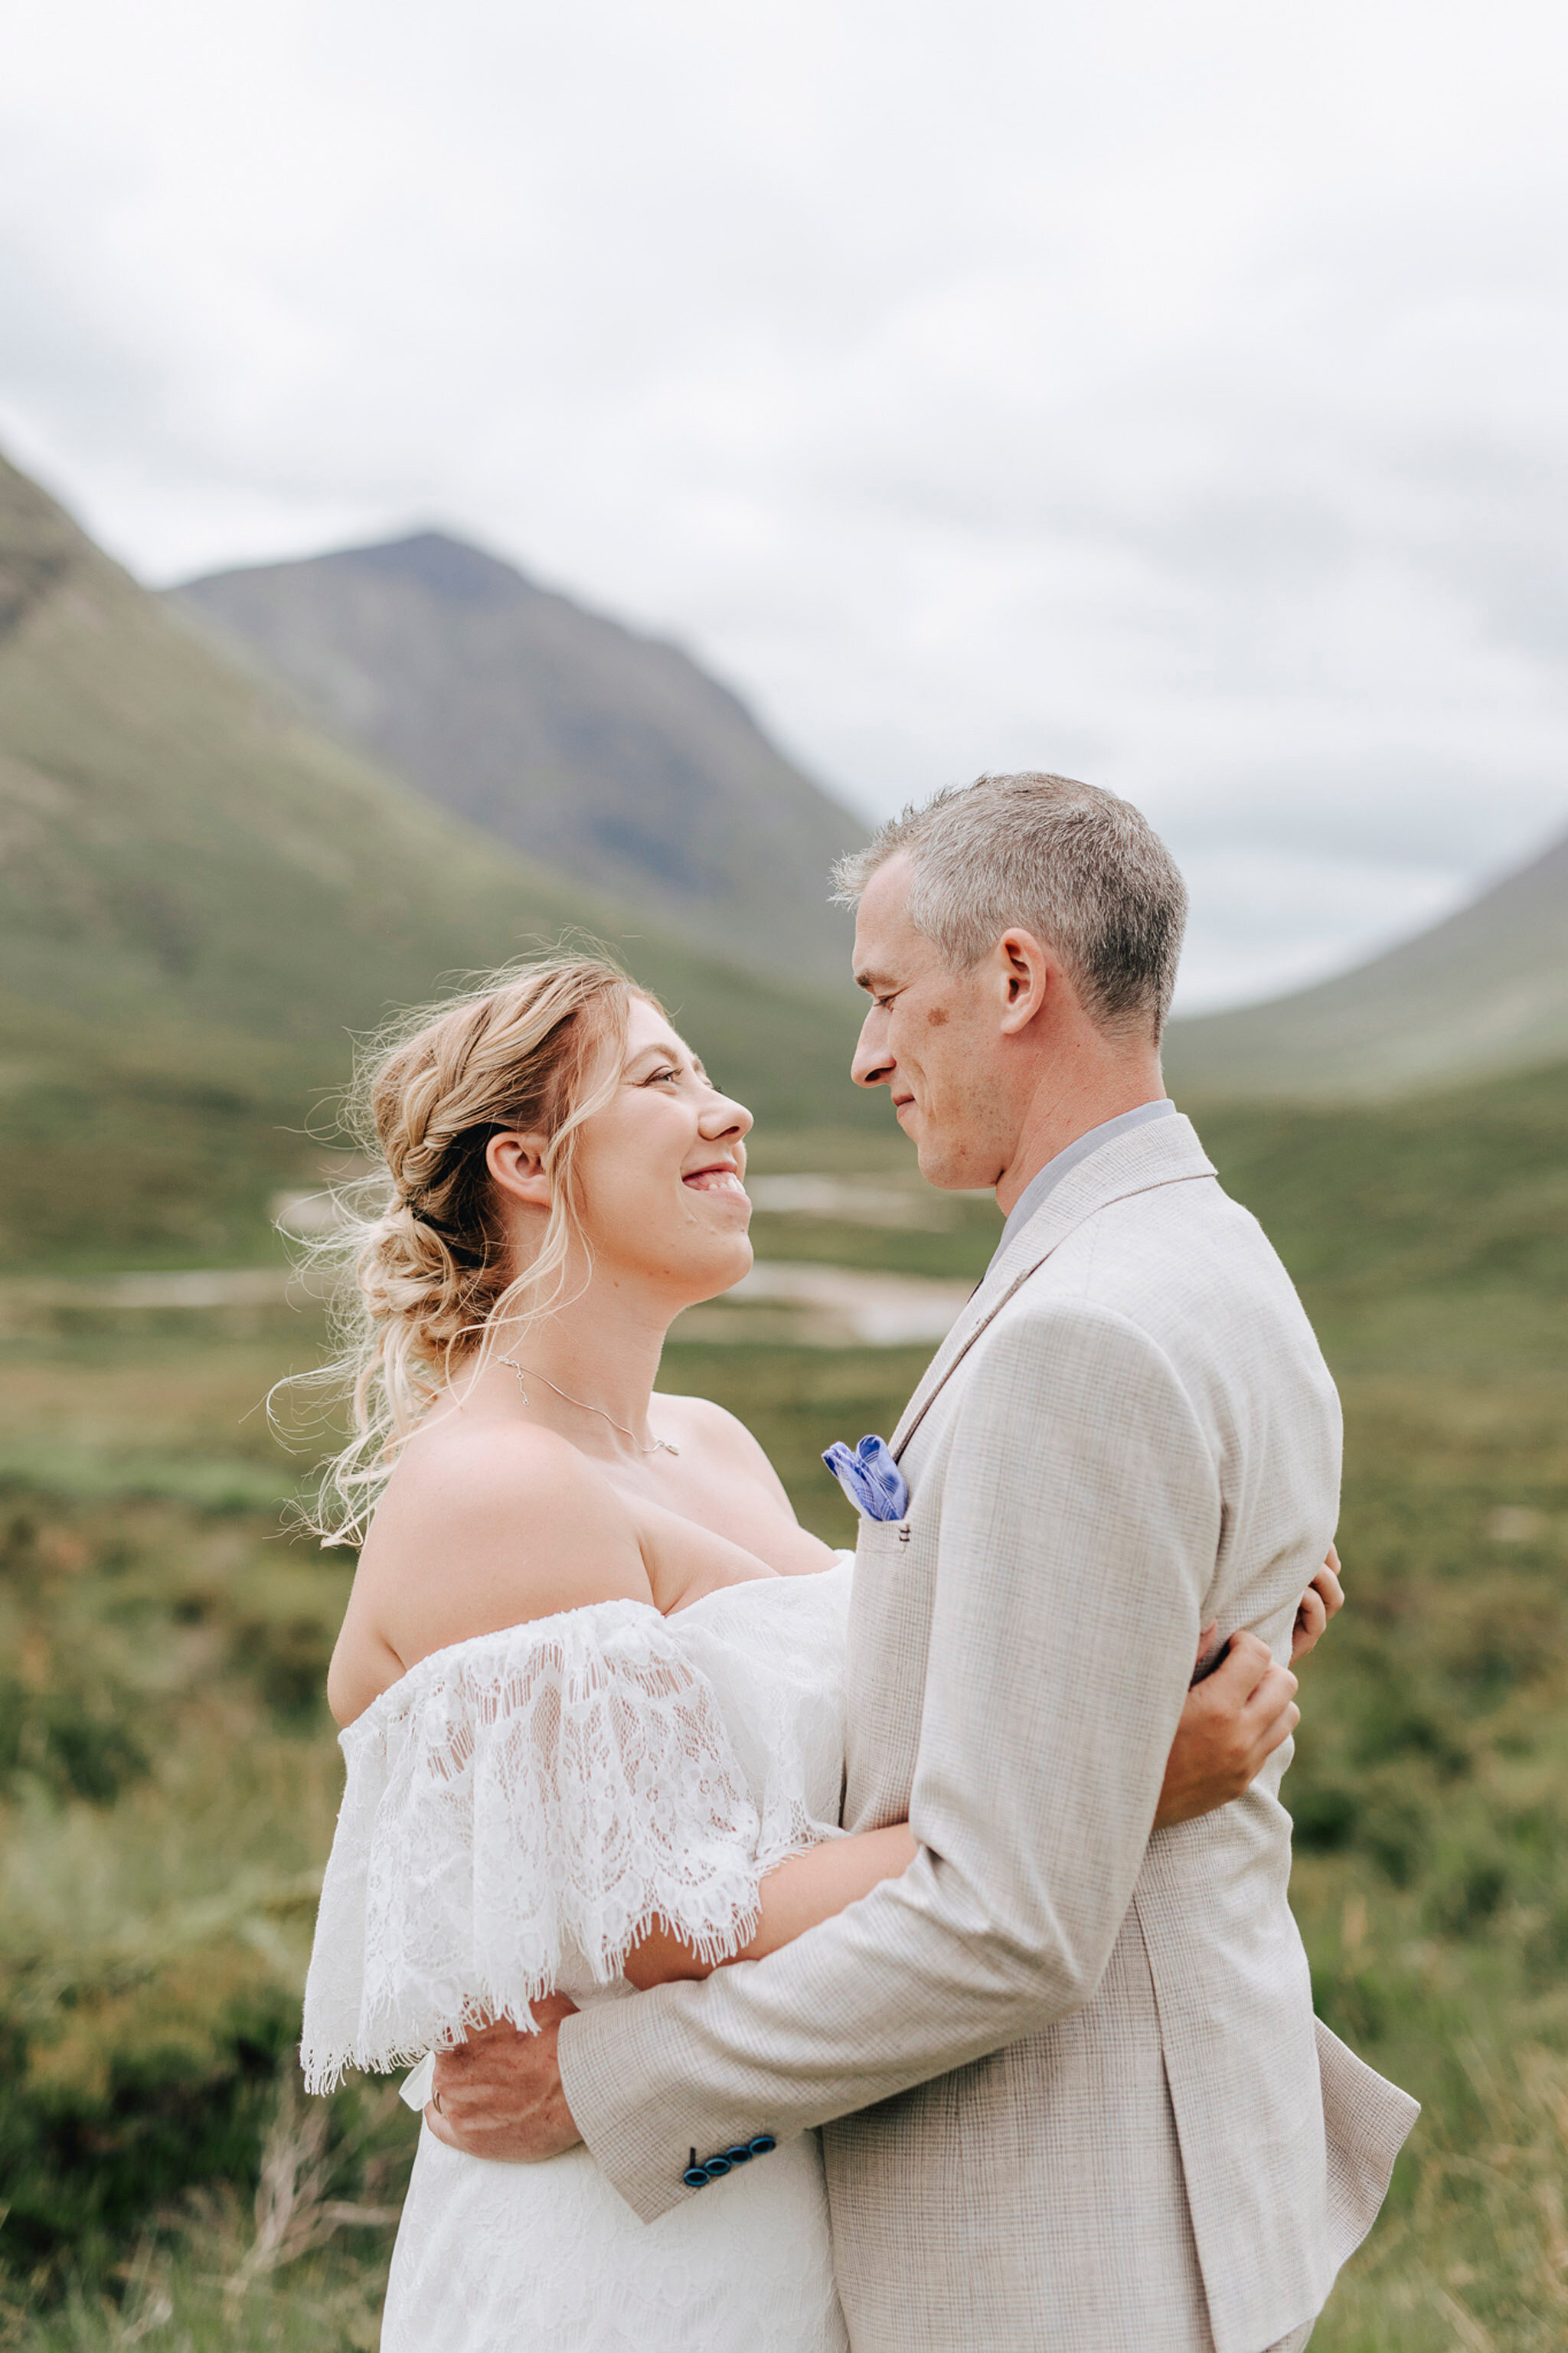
[890,1114,1218,1459]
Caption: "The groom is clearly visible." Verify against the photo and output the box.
[429,774,1416,2351]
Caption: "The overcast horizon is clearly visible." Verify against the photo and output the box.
[5,0,1566,1013]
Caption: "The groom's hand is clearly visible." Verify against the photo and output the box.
[425,1996,583,2162]
[1154,1632,1298,1828]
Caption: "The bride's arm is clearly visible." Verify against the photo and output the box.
[626,1586,1328,1990]
[622,1827,918,1987]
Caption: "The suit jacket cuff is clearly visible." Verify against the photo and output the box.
[558,1993,697,2224]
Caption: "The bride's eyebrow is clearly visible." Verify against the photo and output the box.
[624,1041,688,1074]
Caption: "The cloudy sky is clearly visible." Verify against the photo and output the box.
[4,0,1566,1008]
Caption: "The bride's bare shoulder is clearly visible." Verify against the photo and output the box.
[328,1421,652,1724]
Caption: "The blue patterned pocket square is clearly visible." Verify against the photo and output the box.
[822,1434,909,1522]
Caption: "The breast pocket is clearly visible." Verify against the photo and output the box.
[844,1515,936,1826]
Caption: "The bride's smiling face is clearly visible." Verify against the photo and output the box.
[564,995,754,1305]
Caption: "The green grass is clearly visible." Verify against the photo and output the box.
[5,1063,1568,2342]
[1287,1372,1568,2351]
[1191,1058,1568,1328]
[0,1479,368,2309]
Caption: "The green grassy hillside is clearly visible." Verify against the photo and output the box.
[1165,828,1568,1100]
[0,454,874,1273]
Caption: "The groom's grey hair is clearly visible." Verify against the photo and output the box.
[831,772,1188,1042]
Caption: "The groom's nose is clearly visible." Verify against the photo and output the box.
[851,1010,895,1090]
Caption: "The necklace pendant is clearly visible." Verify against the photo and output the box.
[654,1439,680,1457]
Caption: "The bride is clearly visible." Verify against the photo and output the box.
[298,953,1327,2351]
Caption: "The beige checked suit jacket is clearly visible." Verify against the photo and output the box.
[560,1114,1418,2352]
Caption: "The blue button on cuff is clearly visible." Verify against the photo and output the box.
[685,2133,777,2188]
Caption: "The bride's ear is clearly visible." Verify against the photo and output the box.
[485,1129,552,1211]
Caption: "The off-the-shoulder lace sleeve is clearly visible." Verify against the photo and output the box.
[301,1600,773,2091]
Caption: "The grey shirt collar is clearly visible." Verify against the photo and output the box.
[991,1099,1177,1266]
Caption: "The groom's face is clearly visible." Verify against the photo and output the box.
[851,854,1015,1191]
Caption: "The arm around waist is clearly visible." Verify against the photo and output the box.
[563,1299,1223,2219]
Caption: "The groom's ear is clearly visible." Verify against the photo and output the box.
[485,1129,553,1211]
[995,927,1054,1035]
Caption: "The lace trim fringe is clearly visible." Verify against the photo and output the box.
[299,1598,829,2092]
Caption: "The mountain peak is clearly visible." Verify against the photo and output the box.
[318,528,541,609]
[172,529,864,985]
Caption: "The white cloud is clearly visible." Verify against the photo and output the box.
[3,0,1566,1008]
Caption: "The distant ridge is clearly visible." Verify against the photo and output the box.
[0,451,874,1272]
[171,531,866,986]
[1166,824,1568,1099]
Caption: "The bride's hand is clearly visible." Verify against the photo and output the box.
[1292,1545,1344,1662]
[1155,1632,1298,1829]
[425,1996,583,2162]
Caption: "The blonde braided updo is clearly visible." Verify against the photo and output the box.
[286,951,655,1541]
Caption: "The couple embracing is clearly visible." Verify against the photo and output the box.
[302,773,1416,2351]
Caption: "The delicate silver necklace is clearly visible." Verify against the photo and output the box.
[506,1358,679,1456]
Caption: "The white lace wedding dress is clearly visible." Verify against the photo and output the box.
[302,1558,854,2352]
